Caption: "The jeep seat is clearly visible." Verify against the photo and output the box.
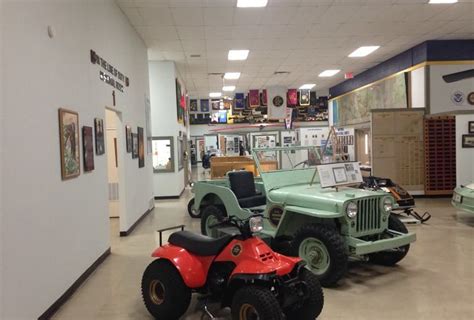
[168,231,233,256]
[228,171,266,208]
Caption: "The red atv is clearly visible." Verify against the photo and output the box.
[141,215,324,320]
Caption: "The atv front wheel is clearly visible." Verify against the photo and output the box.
[187,198,201,218]
[141,259,191,319]
[369,215,410,266]
[200,205,226,237]
[231,286,284,320]
[291,224,347,287]
[285,268,324,320]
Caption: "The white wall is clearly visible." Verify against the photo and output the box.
[456,114,474,186]
[149,61,187,197]
[1,0,153,318]
[0,0,4,316]
[411,66,426,108]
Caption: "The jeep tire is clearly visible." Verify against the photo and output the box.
[187,198,201,219]
[200,205,226,237]
[291,224,347,287]
[369,215,410,266]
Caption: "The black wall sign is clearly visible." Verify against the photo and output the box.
[91,50,129,93]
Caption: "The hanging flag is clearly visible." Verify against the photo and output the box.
[284,107,293,130]
[262,89,268,106]
[267,85,287,120]
[310,91,318,106]
[190,99,198,112]
[234,93,245,110]
[287,89,297,106]
[299,89,311,106]
[200,99,209,112]
[249,89,260,108]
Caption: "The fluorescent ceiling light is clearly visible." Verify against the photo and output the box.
[349,46,380,57]
[237,0,268,8]
[429,0,458,3]
[224,72,241,80]
[299,84,316,90]
[228,50,249,61]
[209,92,221,98]
[319,69,341,77]
[222,86,236,92]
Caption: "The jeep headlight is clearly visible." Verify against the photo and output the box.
[382,197,393,213]
[249,216,264,233]
[346,202,358,219]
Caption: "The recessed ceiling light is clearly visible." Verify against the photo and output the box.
[349,46,380,57]
[223,86,236,92]
[228,50,249,61]
[319,69,341,77]
[237,0,268,8]
[224,72,241,80]
[299,84,316,90]
[209,92,221,98]
[429,0,458,3]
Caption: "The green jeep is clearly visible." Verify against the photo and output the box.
[191,146,416,286]
[452,183,474,214]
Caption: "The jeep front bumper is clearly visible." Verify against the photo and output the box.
[347,230,416,256]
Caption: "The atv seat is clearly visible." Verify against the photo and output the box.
[228,171,266,208]
[168,231,233,256]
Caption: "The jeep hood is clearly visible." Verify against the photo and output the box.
[268,184,384,211]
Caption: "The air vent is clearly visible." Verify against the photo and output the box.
[190,54,201,58]
[274,71,290,75]
[208,72,223,76]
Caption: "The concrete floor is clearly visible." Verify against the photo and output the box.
[52,189,474,320]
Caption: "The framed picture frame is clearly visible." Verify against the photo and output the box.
[82,126,95,172]
[132,133,139,158]
[125,125,132,153]
[58,108,80,180]
[138,127,145,168]
[152,136,175,173]
[469,121,474,134]
[462,134,474,148]
[94,118,105,155]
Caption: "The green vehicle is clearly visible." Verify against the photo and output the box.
[191,146,416,286]
[452,183,474,213]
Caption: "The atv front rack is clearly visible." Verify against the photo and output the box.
[156,225,185,246]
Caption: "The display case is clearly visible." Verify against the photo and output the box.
[152,136,174,173]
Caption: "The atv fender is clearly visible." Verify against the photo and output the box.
[151,245,214,288]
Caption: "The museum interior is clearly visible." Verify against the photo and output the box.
[0,0,473,319]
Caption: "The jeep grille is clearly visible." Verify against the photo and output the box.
[356,197,381,235]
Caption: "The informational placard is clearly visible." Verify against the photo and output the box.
[317,162,363,188]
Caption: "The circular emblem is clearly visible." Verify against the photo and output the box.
[467,92,474,106]
[451,91,465,106]
[269,206,284,227]
[231,244,242,256]
[273,96,284,107]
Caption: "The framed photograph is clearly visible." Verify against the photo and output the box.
[138,127,145,168]
[58,108,80,180]
[462,134,474,148]
[94,118,105,155]
[82,126,95,172]
[469,121,474,134]
[132,133,139,158]
[190,99,198,112]
[125,125,132,153]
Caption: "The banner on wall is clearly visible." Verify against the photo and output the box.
[288,89,297,106]
[200,99,209,112]
[211,99,220,110]
[249,89,260,108]
[299,89,311,106]
[234,93,245,110]
[267,85,287,120]
[284,107,293,130]
[262,89,268,106]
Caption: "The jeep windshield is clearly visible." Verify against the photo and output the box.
[252,146,324,191]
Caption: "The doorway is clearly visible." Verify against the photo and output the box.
[355,128,371,176]
[105,108,124,237]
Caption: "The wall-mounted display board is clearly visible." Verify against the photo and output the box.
[333,73,408,126]
[372,110,424,193]
[152,136,174,173]
[424,116,456,195]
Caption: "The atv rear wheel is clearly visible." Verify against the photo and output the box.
[187,198,201,218]
[200,205,226,237]
[291,224,347,287]
[285,268,324,320]
[231,286,284,320]
[141,259,191,319]
[369,215,410,266]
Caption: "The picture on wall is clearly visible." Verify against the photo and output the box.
[138,127,145,168]
[175,79,185,124]
[190,99,198,112]
[469,121,474,133]
[94,118,105,155]
[200,99,209,112]
[462,134,474,148]
[132,133,138,158]
[58,108,80,180]
[211,99,220,110]
[125,125,132,153]
[82,126,95,172]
